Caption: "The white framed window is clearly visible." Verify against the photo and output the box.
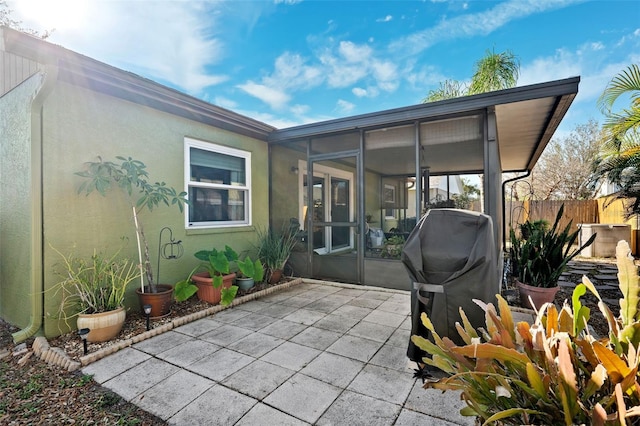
[185,137,251,228]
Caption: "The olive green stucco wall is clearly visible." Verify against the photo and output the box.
[0,73,45,329]
[39,81,269,338]
[270,144,303,230]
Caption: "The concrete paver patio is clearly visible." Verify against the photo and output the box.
[83,281,474,425]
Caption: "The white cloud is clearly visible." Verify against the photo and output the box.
[213,96,238,109]
[12,1,228,93]
[265,52,324,90]
[518,48,581,86]
[291,104,310,115]
[352,87,368,97]
[390,0,585,56]
[519,27,640,133]
[338,41,373,63]
[336,99,355,114]
[376,15,393,23]
[372,60,399,92]
[236,81,291,110]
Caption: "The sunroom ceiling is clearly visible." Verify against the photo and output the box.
[268,77,579,176]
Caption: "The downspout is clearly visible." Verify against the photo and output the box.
[12,65,58,343]
[501,170,531,251]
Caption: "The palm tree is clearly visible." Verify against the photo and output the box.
[593,64,640,216]
[422,49,520,102]
[423,80,466,102]
[468,49,520,95]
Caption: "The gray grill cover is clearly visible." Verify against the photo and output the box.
[402,208,498,361]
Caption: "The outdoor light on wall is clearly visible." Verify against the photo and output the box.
[290,166,299,175]
[78,328,90,355]
[143,304,152,331]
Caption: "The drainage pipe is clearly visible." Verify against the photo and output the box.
[501,170,531,251]
[12,65,57,343]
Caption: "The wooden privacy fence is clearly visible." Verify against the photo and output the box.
[505,198,640,255]
[505,200,598,233]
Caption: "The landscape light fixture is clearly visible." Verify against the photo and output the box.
[143,304,152,331]
[78,328,90,355]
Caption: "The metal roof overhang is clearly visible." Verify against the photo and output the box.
[268,77,579,175]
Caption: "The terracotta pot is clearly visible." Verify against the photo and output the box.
[192,272,236,304]
[136,284,174,319]
[236,277,255,291]
[77,307,126,343]
[268,269,283,284]
[516,280,559,311]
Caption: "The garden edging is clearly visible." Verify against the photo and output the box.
[33,278,304,371]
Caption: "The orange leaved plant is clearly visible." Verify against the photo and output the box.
[412,240,640,425]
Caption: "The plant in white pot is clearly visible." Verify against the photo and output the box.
[236,255,264,291]
[51,245,140,342]
[75,156,188,317]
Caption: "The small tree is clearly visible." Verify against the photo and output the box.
[452,177,480,210]
[531,119,604,200]
[76,156,188,293]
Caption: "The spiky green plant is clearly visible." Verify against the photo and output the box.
[510,204,597,288]
[51,245,141,324]
[413,240,640,425]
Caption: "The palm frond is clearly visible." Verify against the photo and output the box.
[597,64,640,113]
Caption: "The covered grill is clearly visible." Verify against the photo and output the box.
[402,208,499,362]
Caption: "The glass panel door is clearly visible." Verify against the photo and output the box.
[331,177,350,250]
[305,151,361,284]
[302,174,326,250]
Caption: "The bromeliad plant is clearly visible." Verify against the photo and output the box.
[413,240,640,425]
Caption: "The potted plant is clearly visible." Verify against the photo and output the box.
[510,204,596,310]
[173,267,199,303]
[75,156,188,317]
[192,245,239,305]
[236,256,264,291]
[383,234,405,259]
[51,245,140,342]
[256,226,297,283]
[412,240,640,425]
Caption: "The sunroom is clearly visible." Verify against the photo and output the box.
[268,77,579,290]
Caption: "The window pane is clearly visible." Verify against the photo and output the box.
[190,147,245,186]
[189,187,246,222]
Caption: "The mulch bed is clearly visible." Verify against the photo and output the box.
[48,278,296,362]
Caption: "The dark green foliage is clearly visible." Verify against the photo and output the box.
[510,205,596,288]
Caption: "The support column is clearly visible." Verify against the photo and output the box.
[484,107,503,254]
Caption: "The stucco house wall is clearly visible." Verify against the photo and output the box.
[0,72,45,328]
[37,80,269,337]
[1,27,272,339]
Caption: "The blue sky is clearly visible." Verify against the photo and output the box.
[9,0,640,135]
